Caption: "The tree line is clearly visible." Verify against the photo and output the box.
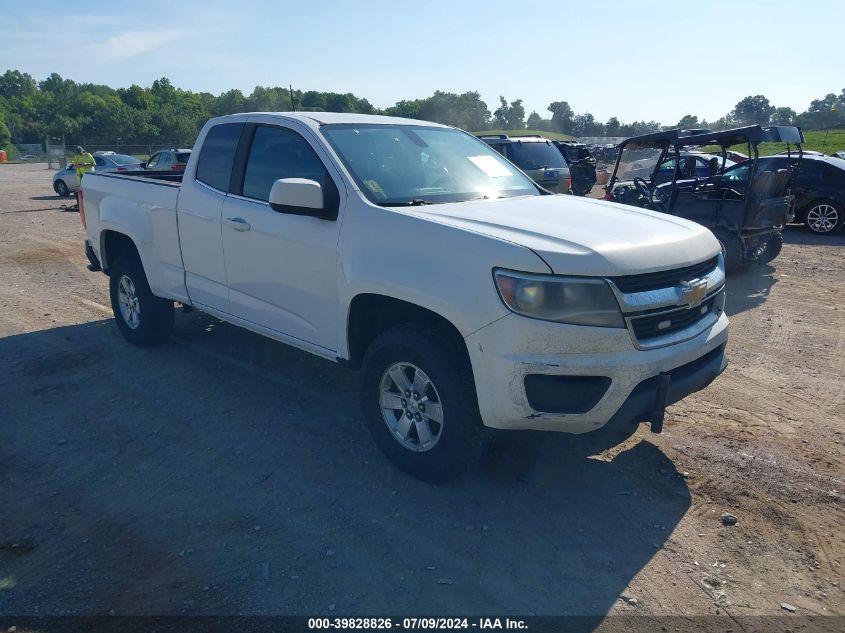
[1,68,844,152]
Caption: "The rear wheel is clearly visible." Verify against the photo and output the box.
[54,179,71,197]
[804,200,844,235]
[360,324,485,482]
[109,255,174,346]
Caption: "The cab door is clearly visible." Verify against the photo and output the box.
[177,122,245,312]
[220,121,343,353]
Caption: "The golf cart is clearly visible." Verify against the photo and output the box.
[605,125,805,271]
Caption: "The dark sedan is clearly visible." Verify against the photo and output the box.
[723,156,845,235]
[653,154,845,235]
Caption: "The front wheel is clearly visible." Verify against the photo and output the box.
[804,199,844,235]
[360,324,485,482]
[108,255,174,346]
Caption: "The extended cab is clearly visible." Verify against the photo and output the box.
[81,112,729,481]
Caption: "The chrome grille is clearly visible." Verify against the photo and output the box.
[630,295,719,340]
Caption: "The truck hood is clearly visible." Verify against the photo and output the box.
[406,194,720,276]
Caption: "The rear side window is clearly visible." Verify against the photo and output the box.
[196,123,244,192]
[242,125,331,202]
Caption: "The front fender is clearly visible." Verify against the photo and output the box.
[336,202,551,359]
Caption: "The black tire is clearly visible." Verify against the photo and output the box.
[108,255,174,346]
[803,199,844,235]
[711,228,744,272]
[360,324,486,482]
[757,233,783,266]
[54,179,71,197]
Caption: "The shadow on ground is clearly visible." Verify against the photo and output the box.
[29,195,68,202]
[0,315,691,620]
[783,225,845,247]
[724,265,777,317]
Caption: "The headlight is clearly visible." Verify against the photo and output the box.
[494,269,625,328]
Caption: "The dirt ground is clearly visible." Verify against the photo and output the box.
[0,163,843,624]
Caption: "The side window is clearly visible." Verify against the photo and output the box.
[147,153,160,168]
[94,156,106,167]
[196,123,244,192]
[242,126,331,202]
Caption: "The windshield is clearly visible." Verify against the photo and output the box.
[507,141,567,170]
[322,124,539,205]
[616,144,665,181]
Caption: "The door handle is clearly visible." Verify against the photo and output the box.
[225,217,251,232]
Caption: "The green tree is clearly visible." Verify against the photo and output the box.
[548,101,574,134]
[796,93,844,130]
[214,89,246,115]
[493,96,525,129]
[771,107,796,125]
[384,99,422,119]
[0,69,37,99]
[676,114,700,129]
[732,95,775,125]
[605,117,622,136]
[526,111,543,129]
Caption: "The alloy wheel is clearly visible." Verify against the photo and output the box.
[379,362,444,452]
[807,203,839,233]
[117,275,141,329]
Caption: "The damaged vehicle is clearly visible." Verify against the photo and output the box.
[80,112,728,481]
[605,125,804,271]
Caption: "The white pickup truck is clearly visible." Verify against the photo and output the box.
[81,112,728,481]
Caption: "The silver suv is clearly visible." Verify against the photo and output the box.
[478,135,571,194]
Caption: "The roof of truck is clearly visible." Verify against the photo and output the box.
[217,112,448,128]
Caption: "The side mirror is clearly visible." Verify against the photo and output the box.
[269,178,335,220]
[140,162,147,169]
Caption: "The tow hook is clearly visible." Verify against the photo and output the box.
[649,373,671,434]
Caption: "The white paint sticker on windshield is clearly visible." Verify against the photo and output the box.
[468,155,514,178]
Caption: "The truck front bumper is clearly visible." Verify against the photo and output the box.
[465,311,729,433]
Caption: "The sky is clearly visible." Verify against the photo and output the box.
[2,0,843,126]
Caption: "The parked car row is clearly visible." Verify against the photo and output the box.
[52,149,192,196]
[477,135,599,196]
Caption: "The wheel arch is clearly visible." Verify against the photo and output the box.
[99,230,140,275]
[345,293,471,373]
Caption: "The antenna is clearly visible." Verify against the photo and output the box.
[289,84,296,112]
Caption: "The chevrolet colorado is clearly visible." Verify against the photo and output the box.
[81,112,728,481]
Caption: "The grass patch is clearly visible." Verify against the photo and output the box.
[473,129,576,141]
[701,129,845,156]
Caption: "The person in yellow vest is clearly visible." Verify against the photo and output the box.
[69,146,95,209]
[71,146,96,186]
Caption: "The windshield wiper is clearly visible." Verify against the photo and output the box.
[376,199,433,207]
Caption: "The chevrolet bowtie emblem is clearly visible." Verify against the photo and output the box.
[680,279,708,308]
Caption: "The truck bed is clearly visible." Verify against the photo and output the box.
[82,170,188,303]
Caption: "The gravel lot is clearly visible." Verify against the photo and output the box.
[0,163,843,622]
